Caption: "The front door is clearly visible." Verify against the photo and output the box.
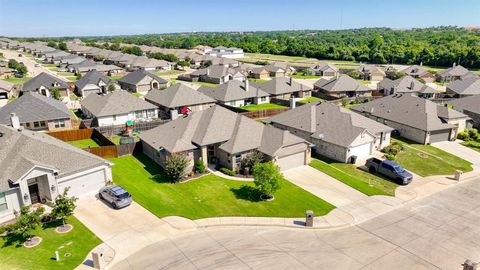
[28,184,41,204]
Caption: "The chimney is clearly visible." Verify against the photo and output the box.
[335,72,339,79]
[410,80,415,90]
[453,62,456,67]
[290,96,296,109]
[206,68,210,76]
[370,107,375,114]
[10,113,20,130]
[170,109,178,120]
[244,79,249,91]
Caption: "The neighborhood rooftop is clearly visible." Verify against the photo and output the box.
[144,83,215,108]
[80,90,157,117]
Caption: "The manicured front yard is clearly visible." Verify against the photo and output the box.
[67,139,101,149]
[241,103,287,111]
[155,70,185,76]
[0,217,101,270]
[110,155,335,219]
[392,138,473,176]
[108,75,124,80]
[297,96,324,105]
[309,158,397,196]
[291,73,320,79]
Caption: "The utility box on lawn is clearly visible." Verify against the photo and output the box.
[305,210,314,227]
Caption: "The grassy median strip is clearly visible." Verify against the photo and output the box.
[309,158,397,196]
[109,154,335,219]
[392,138,473,177]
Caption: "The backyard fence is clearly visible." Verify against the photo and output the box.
[47,128,93,141]
[95,119,169,136]
[240,108,290,119]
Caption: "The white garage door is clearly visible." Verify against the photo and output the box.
[349,143,372,161]
[58,169,106,197]
[276,152,306,171]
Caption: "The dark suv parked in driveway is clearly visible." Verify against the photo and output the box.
[99,185,132,209]
[366,158,413,185]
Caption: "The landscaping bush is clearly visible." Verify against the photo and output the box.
[457,129,480,142]
[50,187,77,226]
[164,153,189,182]
[341,97,350,107]
[385,153,396,161]
[240,150,264,174]
[457,131,470,141]
[195,159,206,174]
[468,128,478,139]
[220,167,236,176]
[382,141,404,160]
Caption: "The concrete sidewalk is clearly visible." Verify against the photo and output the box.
[283,166,367,207]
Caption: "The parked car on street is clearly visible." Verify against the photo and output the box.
[99,185,132,209]
[366,158,413,185]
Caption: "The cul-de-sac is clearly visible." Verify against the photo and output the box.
[1,1,480,269]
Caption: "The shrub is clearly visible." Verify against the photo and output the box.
[164,153,189,182]
[13,206,44,240]
[195,159,206,174]
[457,131,470,141]
[381,141,404,157]
[50,187,78,225]
[253,161,282,198]
[468,128,478,139]
[347,70,362,79]
[385,153,396,161]
[341,97,350,107]
[220,167,236,176]
[240,150,264,174]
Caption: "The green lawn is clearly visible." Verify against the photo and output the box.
[461,140,480,152]
[190,81,219,87]
[309,158,397,196]
[247,78,269,83]
[67,139,101,149]
[155,70,185,76]
[108,135,140,145]
[0,217,101,270]
[291,73,320,79]
[241,103,287,111]
[42,63,57,67]
[2,77,32,85]
[109,154,335,219]
[108,75,124,80]
[297,96,324,105]
[57,72,75,76]
[66,76,78,82]
[392,138,473,176]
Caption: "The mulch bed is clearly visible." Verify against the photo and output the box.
[23,236,42,248]
[260,194,275,201]
[55,224,74,234]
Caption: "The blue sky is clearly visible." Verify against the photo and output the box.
[0,0,479,37]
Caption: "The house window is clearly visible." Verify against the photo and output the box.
[147,109,156,118]
[53,119,65,128]
[235,154,241,165]
[0,192,7,212]
[113,115,117,121]
[260,97,267,102]
[33,121,40,128]
[135,111,144,119]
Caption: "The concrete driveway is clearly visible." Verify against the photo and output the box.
[113,176,480,270]
[432,140,480,168]
[74,196,178,267]
[283,166,367,207]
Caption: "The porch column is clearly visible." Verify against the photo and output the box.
[200,146,208,164]
[18,181,30,206]
[45,174,57,201]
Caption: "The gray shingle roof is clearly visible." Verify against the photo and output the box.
[144,84,215,109]
[399,65,431,77]
[139,105,306,156]
[446,77,480,96]
[0,124,110,191]
[75,70,112,91]
[0,92,71,125]
[357,65,385,76]
[80,90,157,117]
[351,94,466,131]
[118,69,167,85]
[0,80,15,93]
[378,76,438,94]
[311,62,338,73]
[449,95,480,114]
[438,65,473,78]
[253,77,312,95]
[191,65,237,79]
[314,75,371,93]
[198,80,269,102]
[22,72,69,92]
[266,102,392,147]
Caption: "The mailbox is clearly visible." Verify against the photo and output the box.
[306,210,314,227]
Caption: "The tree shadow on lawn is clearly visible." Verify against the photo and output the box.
[230,185,262,202]
[133,154,170,183]
[2,232,28,248]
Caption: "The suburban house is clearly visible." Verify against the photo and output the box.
[144,84,216,120]
[376,76,439,98]
[80,90,158,127]
[0,80,15,105]
[264,62,295,77]
[399,65,435,83]
[253,77,313,100]
[449,95,480,128]
[207,46,244,58]
[0,64,12,78]
[250,67,270,79]
[182,65,246,84]
[0,124,112,223]
[198,80,270,107]
[306,62,339,77]
[139,105,311,172]
[117,69,168,95]
[265,102,392,163]
[69,60,123,76]
[211,57,239,68]
[445,77,480,97]
[437,64,476,82]
[352,94,469,144]
[22,72,70,97]
[314,75,373,98]
[74,70,119,97]
[357,65,385,81]
[43,50,70,64]
[0,92,72,131]
[129,57,172,71]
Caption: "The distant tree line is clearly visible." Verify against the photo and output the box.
[17,27,480,68]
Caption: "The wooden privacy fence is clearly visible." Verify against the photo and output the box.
[47,128,93,141]
[84,142,142,159]
[240,108,290,119]
[95,119,169,136]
